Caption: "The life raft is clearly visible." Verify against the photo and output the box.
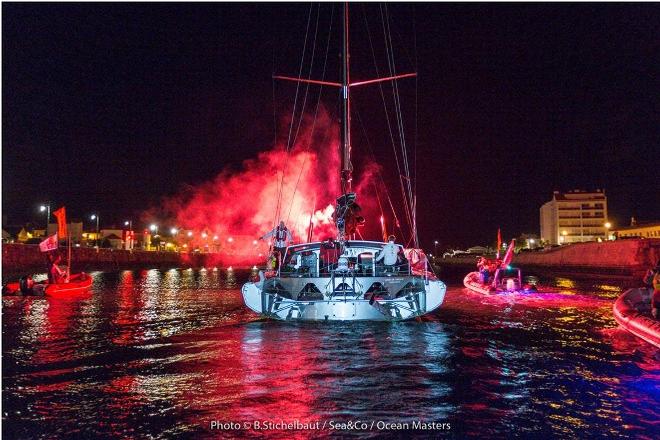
[3,273,93,298]
[612,288,660,348]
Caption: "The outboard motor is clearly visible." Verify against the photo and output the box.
[19,276,33,295]
[505,277,520,292]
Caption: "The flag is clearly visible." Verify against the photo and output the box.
[39,233,59,252]
[502,239,516,267]
[53,206,67,238]
[496,228,502,259]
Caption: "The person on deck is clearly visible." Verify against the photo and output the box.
[643,260,660,319]
[259,221,292,267]
[47,253,67,284]
[375,235,399,273]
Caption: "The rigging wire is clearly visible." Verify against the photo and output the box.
[285,4,335,226]
[353,98,407,243]
[274,3,314,227]
[362,5,410,236]
[381,4,418,247]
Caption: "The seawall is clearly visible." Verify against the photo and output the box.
[512,239,660,277]
[433,239,660,279]
[1,244,256,279]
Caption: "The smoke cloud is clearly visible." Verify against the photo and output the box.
[145,107,382,264]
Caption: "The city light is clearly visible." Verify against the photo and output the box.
[562,230,568,236]
[171,227,178,235]
[202,232,208,238]
[253,240,258,245]
[530,239,535,244]
[149,224,158,232]
[124,221,129,226]
[187,231,193,237]
[90,214,97,220]
[228,237,234,242]
[39,205,47,212]
[604,222,612,229]
[213,235,218,240]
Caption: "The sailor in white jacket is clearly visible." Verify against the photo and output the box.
[375,235,400,270]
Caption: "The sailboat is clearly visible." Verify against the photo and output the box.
[241,4,446,321]
[2,206,93,297]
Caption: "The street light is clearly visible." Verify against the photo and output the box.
[171,227,178,235]
[149,224,158,232]
[90,214,100,247]
[434,240,439,255]
[39,203,51,231]
[187,231,193,237]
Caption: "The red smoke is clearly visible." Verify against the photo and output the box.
[147,107,382,264]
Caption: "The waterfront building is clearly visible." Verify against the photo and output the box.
[47,222,83,243]
[540,190,609,245]
[613,219,660,239]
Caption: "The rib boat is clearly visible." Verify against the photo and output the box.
[3,273,92,298]
[242,4,446,321]
[613,288,660,348]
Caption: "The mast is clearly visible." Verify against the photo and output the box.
[340,2,352,195]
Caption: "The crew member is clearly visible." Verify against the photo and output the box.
[47,253,67,284]
[643,260,660,319]
[375,235,399,273]
[259,221,293,267]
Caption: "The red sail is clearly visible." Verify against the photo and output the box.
[53,206,67,238]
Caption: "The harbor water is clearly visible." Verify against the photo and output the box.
[2,268,658,438]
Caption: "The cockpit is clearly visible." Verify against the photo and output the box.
[279,240,410,278]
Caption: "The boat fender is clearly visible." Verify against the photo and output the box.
[19,276,33,295]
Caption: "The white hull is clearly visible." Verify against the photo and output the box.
[242,279,445,321]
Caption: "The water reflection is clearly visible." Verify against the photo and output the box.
[2,269,658,439]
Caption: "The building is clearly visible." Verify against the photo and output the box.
[47,222,84,243]
[540,190,609,245]
[614,219,660,239]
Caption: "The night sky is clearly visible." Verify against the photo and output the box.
[3,2,659,248]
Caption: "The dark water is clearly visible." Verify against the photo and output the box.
[2,268,659,439]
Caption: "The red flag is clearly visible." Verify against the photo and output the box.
[39,233,59,252]
[502,239,516,267]
[496,228,502,259]
[53,206,67,238]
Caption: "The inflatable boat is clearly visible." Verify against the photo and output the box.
[3,273,93,298]
[613,288,660,348]
[463,270,538,295]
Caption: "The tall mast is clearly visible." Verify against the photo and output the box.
[340,2,352,194]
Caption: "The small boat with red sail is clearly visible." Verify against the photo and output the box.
[2,206,93,298]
